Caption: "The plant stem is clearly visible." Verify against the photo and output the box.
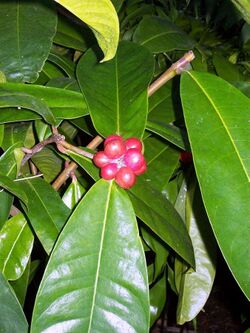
[148,50,195,96]
[52,135,103,190]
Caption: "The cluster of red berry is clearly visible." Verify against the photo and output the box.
[93,135,147,189]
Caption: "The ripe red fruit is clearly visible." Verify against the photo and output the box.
[134,160,147,175]
[124,148,145,171]
[125,137,142,152]
[115,167,136,189]
[101,163,118,180]
[180,151,193,164]
[104,135,123,146]
[104,139,126,159]
[93,151,110,168]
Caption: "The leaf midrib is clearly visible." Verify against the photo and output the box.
[87,181,112,333]
[141,30,178,46]
[26,180,59,233]
[188,71,250,182]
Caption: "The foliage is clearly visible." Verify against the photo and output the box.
[0,0,249,332]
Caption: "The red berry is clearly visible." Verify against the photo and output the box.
[125,137,143,152]
[104,135,123,146]
[134,160,147,175]
[180,151,193,164]
[101,163,118,180]
[104,139,126,159]
[115,167,136,189]
[93,151,110,168]
[124,148,145,171]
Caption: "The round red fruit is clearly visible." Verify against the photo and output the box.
[125,137,142,152]
[104,139,126,159]
[93,151,110,168]
[115,167,136,189]
[104,135,123,146]
[134,160,147,175]
[124,148,145,171]
[101,163,118,180]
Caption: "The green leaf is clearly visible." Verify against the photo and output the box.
[54,14,95,51]
[181,71,250,300]
[21,177,70,254]
[213,53,243,82]
[0,213,34,281]
[77,41,154,138]
[146,121,189,150]
[176,178,216,324]
[0,124,3,146]
[141,226,169,281]
[31,147,64,183]
[62,178,86,209]
[69,150,194,268]
[143,136,180,192]
[0,174,28,207]
[48,52,75,78]
[31,179,149,333]
[10,259,30,307]
[0,89,56,125]
[0,83,88,123]
[230,0,250,23]
[0,0,57,83]
[0,192,13,230]
[133,16,195,53]
[54,0,119,61]
[129,179,195,269]
[150,271,167,327]
[0,272,28,333]
[111,0,124,11]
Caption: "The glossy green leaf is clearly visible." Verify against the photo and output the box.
[213,53,243,82]
[31,147,64,183]
[230,0,250,23]
[77,41,154,138]
[31,179,149,333]
[10,259,30,307]
[181,71,250,299]
[0,174,28,207]
[48,53,75,78]
[21,177,70,254]
[54,14,95,51]
[111,0,124,11]
[0,0,57,83]
[0,83,88,123]
[133,16,194,53]
[177,180,216,325]
[143,136,180,192]
[0,272,28,333]
[0,192,13,230]
[54,0,119,61]
[0,89,56,125]
[0,213,34,281]
[150,271,167,327]
[146,121,189,150]
[148,83,176,125]
[130,178,195,268]
[69,150,194,268]
[62,178,86,209]
[0,124,3,146]
[141,226,169,281]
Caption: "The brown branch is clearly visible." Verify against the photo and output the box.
[52,135,103,190]
[21,134,65,166]
[148,50,195,97]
